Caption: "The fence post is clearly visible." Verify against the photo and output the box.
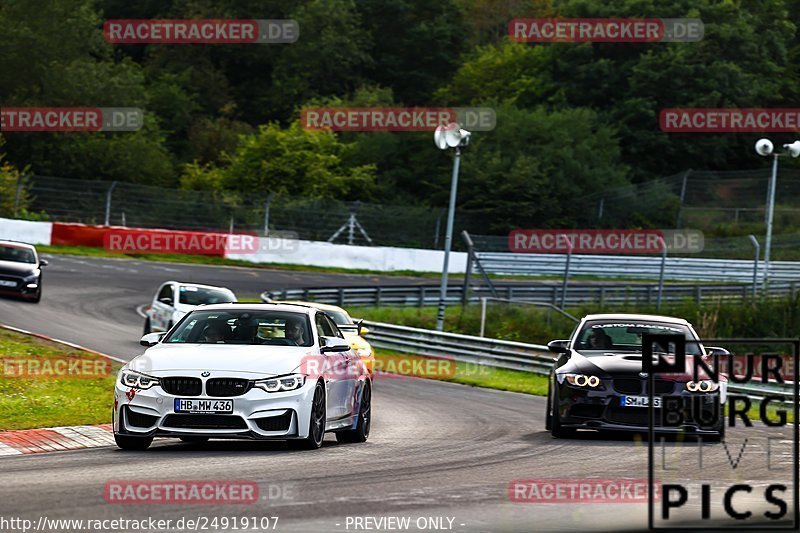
[338,288,344,307]
[560,238,572,309]
[419,287,425,308]
[675,169,691,228]
[13,174,23,218]
[376,287,382,307]
[479,297,487,337]
[695,286,702,304]
[104,181,118,226]
[263,193,275,236]
[656,243,667,310]
[461,231,474,305]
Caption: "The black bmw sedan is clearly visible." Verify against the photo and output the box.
[545,313,727,440]
[0,240,47,303]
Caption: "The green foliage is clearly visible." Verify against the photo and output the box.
[181,122,376,198]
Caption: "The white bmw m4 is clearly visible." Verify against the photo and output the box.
[113,303,372,450]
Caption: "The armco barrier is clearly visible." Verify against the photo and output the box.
[361,320,793,400]
[475,252,800,282]
[262,281,800,308]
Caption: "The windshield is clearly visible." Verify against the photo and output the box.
[164,310,313,347]
[0,245,35,264]
[178,285,235,306]
[575,320,702,355]
[325,309,353,326]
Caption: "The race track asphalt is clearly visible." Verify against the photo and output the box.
[0,255,794,532]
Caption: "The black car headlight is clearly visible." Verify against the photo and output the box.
[120,370,160,390]
[252,374,306,393]
[562,373,604,389]
[685,380,719,392]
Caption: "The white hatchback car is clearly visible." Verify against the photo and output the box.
[115,303,372,450]
[143,281,237,334]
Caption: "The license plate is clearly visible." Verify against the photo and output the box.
[174,398,233,414]
[0,280,16,287]
[620,396,661,408]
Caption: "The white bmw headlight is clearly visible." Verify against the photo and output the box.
[686,380,719,392]
[253,374,306,393]
[120,370,160,390]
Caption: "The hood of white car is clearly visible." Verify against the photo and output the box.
[127,343,315,377]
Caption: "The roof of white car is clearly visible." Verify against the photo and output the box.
[193,302,316,314]
[0,240,35,249]
[166,281,234,291]
[583,313,691,325]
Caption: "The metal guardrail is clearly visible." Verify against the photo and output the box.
[262,281,800,308]
[361,320,794,401]
[475,252,800,282]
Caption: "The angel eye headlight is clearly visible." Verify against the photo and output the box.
[686,380,719,392]
[564,374,602,388]
[120,370,160,390]
[253,374,306,393]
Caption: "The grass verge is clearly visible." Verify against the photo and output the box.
[0,328,120,430]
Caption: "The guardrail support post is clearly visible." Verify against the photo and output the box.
[419,287,425,308]
[338,288,344,307]
[376,287,382,307]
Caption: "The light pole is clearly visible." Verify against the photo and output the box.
[434,123,471,332]
[754,139,800,290]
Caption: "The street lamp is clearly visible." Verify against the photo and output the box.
[434,123,471,332]
[754,138,800,290]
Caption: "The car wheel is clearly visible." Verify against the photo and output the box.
[550,388,576,438]
[143,318,151,335]
[289,381,326,450]
[29,286,41,303]
[179,436,209,444]
[336,382,371,444]
[114,433,153,450]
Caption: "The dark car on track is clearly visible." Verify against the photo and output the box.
[0,240,47,303]
[545,313,727,440]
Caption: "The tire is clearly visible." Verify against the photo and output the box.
[550,387,576,438]
[143,318,151,335]
[114,433,153,450]
[179,436,209,444]
[336,382,371,444]
[289,381,326,450]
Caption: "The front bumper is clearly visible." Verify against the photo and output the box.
[113,374,316,440]
[555,379,724,435]
[0,278,39,299]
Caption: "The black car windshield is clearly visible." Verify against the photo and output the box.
[178,285,235,305]
[575,320,702,355]
[164,310,313,347]
[0,245,35,264]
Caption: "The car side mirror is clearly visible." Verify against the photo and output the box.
[39,259,48,267]
[159,297,173,306]
[140,332,165,347]
[706,347,730,358]
[356,320,369,336]
[547,340,570,354]
[320,336,351,353]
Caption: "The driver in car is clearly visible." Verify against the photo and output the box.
[285,319,306,345]
[201,324,226,343]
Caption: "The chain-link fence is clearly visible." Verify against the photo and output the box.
[1,175,495,250]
